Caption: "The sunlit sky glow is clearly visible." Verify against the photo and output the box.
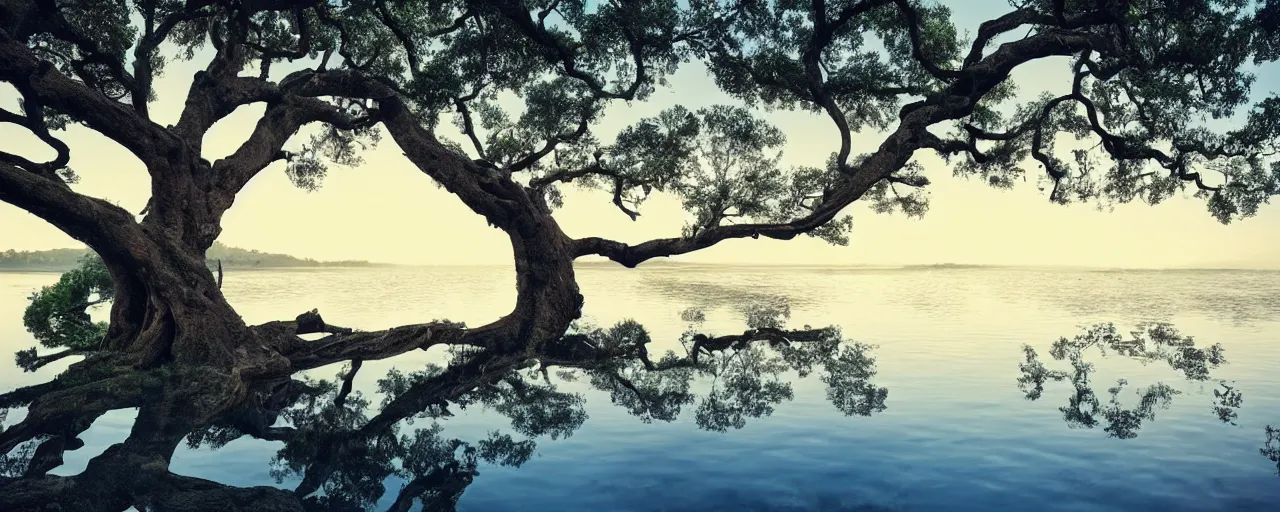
[2,0,1278,268]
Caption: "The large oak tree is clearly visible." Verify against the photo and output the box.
[1,0,1278,509]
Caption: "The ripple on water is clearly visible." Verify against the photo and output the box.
[3,266,1279,510]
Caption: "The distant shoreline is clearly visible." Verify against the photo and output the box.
[0,243,379,272]
[0,263,393,273]
[2,250,1275,273]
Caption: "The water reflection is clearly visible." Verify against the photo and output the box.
[0,300,889,511]
[629,266,1280,326]
[1264,426,1280,476]
[2,301,1277,510]
[1016,323,1239,439]
[1016,322,1277,477]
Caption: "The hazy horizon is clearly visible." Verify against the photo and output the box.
[5,243,1280,270]
[3,0,1278,270]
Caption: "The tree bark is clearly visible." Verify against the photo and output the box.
[370,92,586,353]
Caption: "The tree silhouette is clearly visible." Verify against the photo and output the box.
[3,0,1280,508]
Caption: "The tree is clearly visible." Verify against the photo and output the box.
[1,295,889,511]
[15,255,113,371]
[0,0,1278,508]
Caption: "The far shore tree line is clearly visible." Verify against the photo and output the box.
[0,242,372,271]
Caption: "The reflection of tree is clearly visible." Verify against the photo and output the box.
[10,310,1275,510]
[1016,323,1236,439]
[565,299,887,432]
[1,301,886,511]
[1019,324,1280,476]
[1264,426,1280,476]
[177,350,582,512]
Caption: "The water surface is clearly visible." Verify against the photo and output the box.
[2,265,1278,511]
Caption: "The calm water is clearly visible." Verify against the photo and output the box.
[2,265,1279,511]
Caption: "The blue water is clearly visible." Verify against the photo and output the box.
[2,265,1278,510]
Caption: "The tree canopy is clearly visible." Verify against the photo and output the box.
[2,0,1278,266]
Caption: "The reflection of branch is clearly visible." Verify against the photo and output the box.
[688,327,830,364]
[1263,425,1280,476]
[1017,323,1236,439]
[334,359,362,409]
[2,311,887,507]
[387,461,473,512]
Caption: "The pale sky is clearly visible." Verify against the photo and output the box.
[2,1,1278,269]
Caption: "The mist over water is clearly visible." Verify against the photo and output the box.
[3,265,1278,511]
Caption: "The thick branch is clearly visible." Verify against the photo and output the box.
[214,94,377,194]
[15,347,92,372]
[0,162,146,263]
[273,322,465,371]
[132,0,219,119]
[490,0,648,100]
[574,28,1104,266]
[0,32,178,167]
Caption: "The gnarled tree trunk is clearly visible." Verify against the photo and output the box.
[100,231,285,376]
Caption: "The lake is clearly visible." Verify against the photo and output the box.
[2,265,1279,511]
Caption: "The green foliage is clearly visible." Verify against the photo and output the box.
[286,101,383,191]
[21,255,112,352]
[14,0,1280,252]
[949,1,1280,220]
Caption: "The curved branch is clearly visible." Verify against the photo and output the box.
[611,177,640,221]
[0,90,71,176]
[253,311,464,371]
[490,0,648,100]
[0,33,178,167]
[803,0,893,170]
[506,107,594,173]
[132,0,219,119]
[889,0,963,81]
[455,97,488,160]
[962,8,1116,68]
[0,162,146,262]
[574,27,1104,266]
[213,93,379,194]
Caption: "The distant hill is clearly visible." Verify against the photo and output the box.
[0,243,377,271]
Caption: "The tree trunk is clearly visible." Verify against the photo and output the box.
[97,223,287,377]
